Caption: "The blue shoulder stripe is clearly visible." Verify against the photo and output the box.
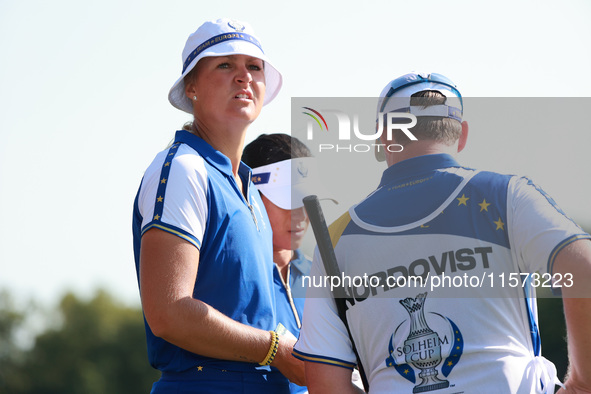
[141,221,202,250]
[151,143,181,225]
[140,142,202,249]
[292,349,356,370]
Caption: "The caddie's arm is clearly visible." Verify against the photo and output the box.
[305,362,365,394]
[554,239,591,393]
[140,228,306,386]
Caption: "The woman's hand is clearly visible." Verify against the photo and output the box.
[271,334,306,386]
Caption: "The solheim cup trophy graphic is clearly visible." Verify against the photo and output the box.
[400,293,450,393]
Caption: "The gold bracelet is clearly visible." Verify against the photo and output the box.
[259,330,279,366]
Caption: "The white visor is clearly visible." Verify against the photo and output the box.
[251,158,336,210]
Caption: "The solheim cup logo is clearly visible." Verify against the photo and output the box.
[385,293,463,393]
[400,293,448,392]
[227,20,245,32]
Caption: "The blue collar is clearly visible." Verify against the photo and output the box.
[379,153,461,188]
[174,130,251,180]
[290,249,311,276]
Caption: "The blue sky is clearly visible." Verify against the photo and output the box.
[1,0,590,307]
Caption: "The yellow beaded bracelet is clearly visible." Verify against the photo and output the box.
[259,330,279,366]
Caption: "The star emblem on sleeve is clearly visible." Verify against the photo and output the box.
[494,217,505,231]
[478,199,491,212]
[457,194,469,206]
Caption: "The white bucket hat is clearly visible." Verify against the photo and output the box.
[168,18,283,114]
[252,158,336,210]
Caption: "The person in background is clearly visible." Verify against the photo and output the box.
[132,19,304,393]
[244,133,366,394]
[242,133,317,393]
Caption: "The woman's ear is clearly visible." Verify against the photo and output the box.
[185,80,197,102]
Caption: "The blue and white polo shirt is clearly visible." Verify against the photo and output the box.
[133,130,276,373]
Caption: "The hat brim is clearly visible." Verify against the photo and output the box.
[260,183,337,210]
[168,40,282,114]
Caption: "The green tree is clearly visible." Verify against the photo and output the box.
[538,296,568,380]
[0,290,27,392]
[2,289,158,394]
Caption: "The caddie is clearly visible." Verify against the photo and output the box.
[293,72,591,393]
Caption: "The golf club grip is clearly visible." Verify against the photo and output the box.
[303,195,371,391]
[303,195,345,299]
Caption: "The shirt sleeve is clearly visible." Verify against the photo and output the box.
[293,247,357,370]
[507,176,590,275]
[138,145,209,249]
